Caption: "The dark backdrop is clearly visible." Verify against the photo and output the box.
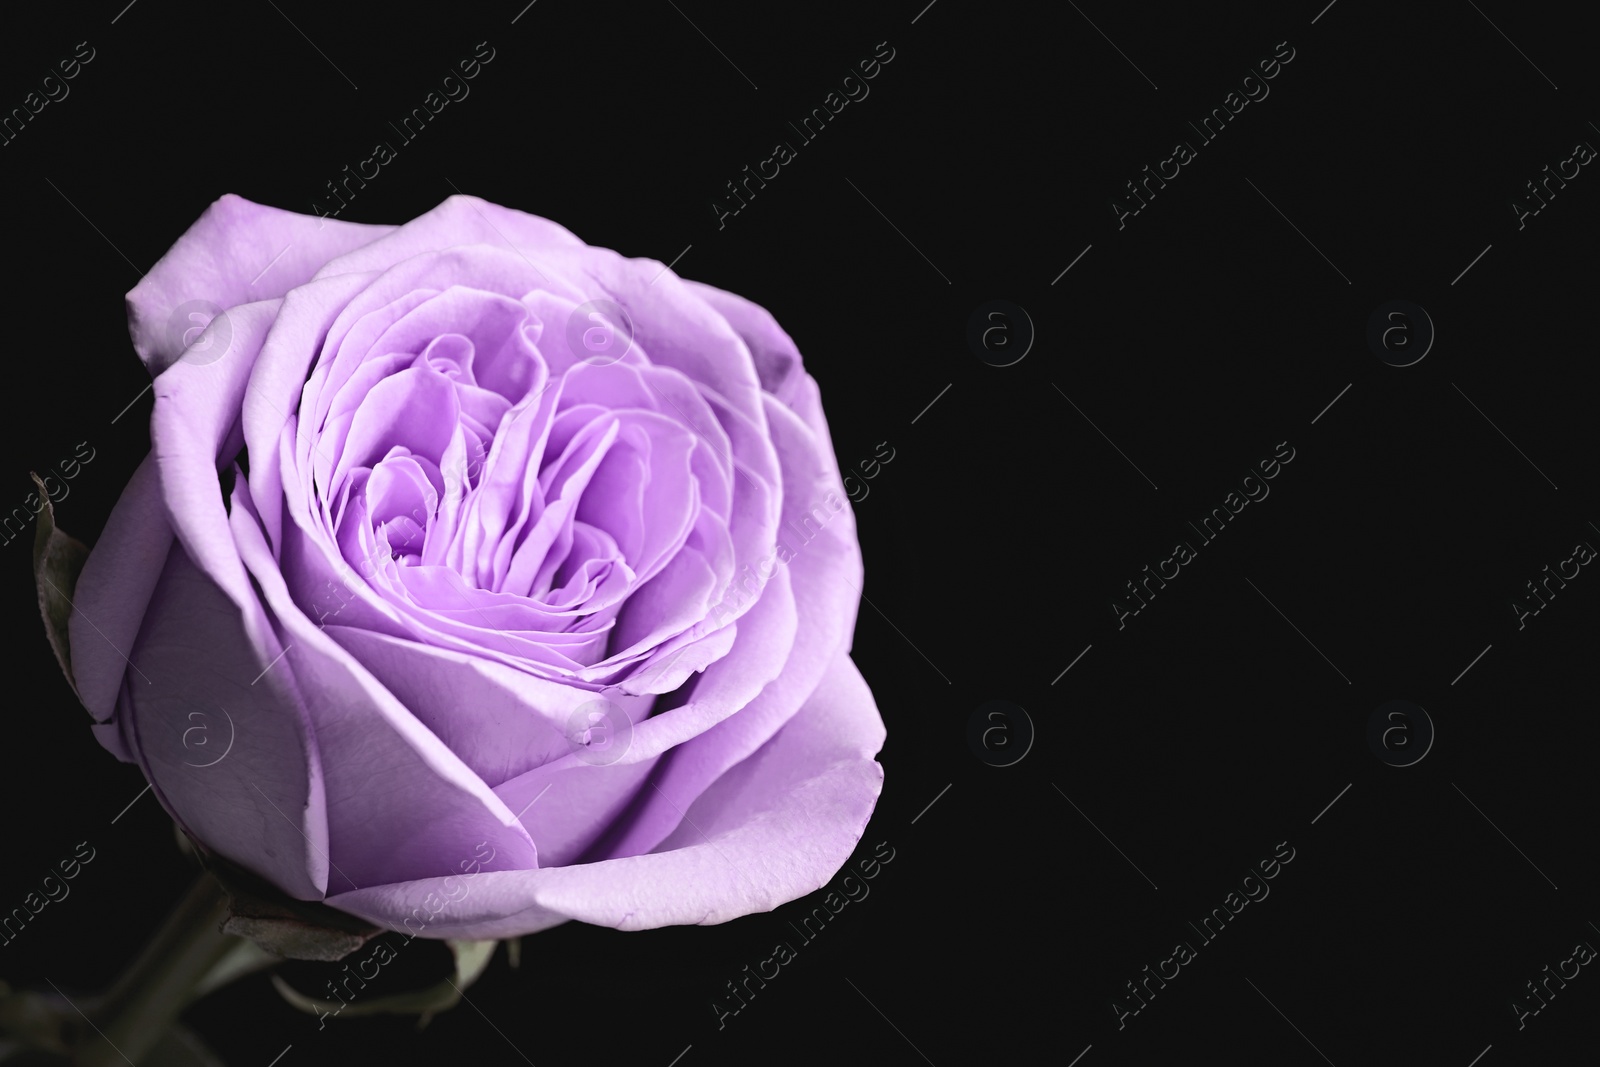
[2,1,1597,1064]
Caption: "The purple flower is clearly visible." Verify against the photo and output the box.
[70,194,885,937]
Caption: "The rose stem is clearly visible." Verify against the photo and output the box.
[78,870,237,1066]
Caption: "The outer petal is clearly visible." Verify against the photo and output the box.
[122,539,330,900]
[68,453,173,724]
[491,757,665,870]
[311,196,584,281]
[654,652,884,853]
[679,282,849,519]
[675,284,851,555]
[108,296,332,899]
[680,279,803,401]
[321,627,655,786]
[126,194,394,375]
[150,300,281,624]
[324,651,885,936]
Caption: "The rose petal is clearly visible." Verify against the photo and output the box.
[150,300,282,626]
[491,756,663,869]
[243,271,381,551]
[323,625,654,786]
[230,477,541,890]
[122,537,330,900]
[68,454,173,723]
[680,279,803,400]
[538,246,767,432]
[311,196,585,283]
[592,560,797,769]
[330,365,461,495]
[126,195,393,375]
[323,651,884,936]
[587,397,858,859]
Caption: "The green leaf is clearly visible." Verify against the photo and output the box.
[270,939,500,1025]
[190,938,281,1000]
[449,938,498,992]
[30,474,88,701]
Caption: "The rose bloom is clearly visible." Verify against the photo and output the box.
[69,195,885,937]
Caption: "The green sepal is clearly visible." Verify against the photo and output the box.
[30,474,88,700]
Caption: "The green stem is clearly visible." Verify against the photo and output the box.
[78,872,236,1067]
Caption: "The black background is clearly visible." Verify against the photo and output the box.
[3,1,1598,1064]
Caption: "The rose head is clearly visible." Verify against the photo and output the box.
[69,195,884,937]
